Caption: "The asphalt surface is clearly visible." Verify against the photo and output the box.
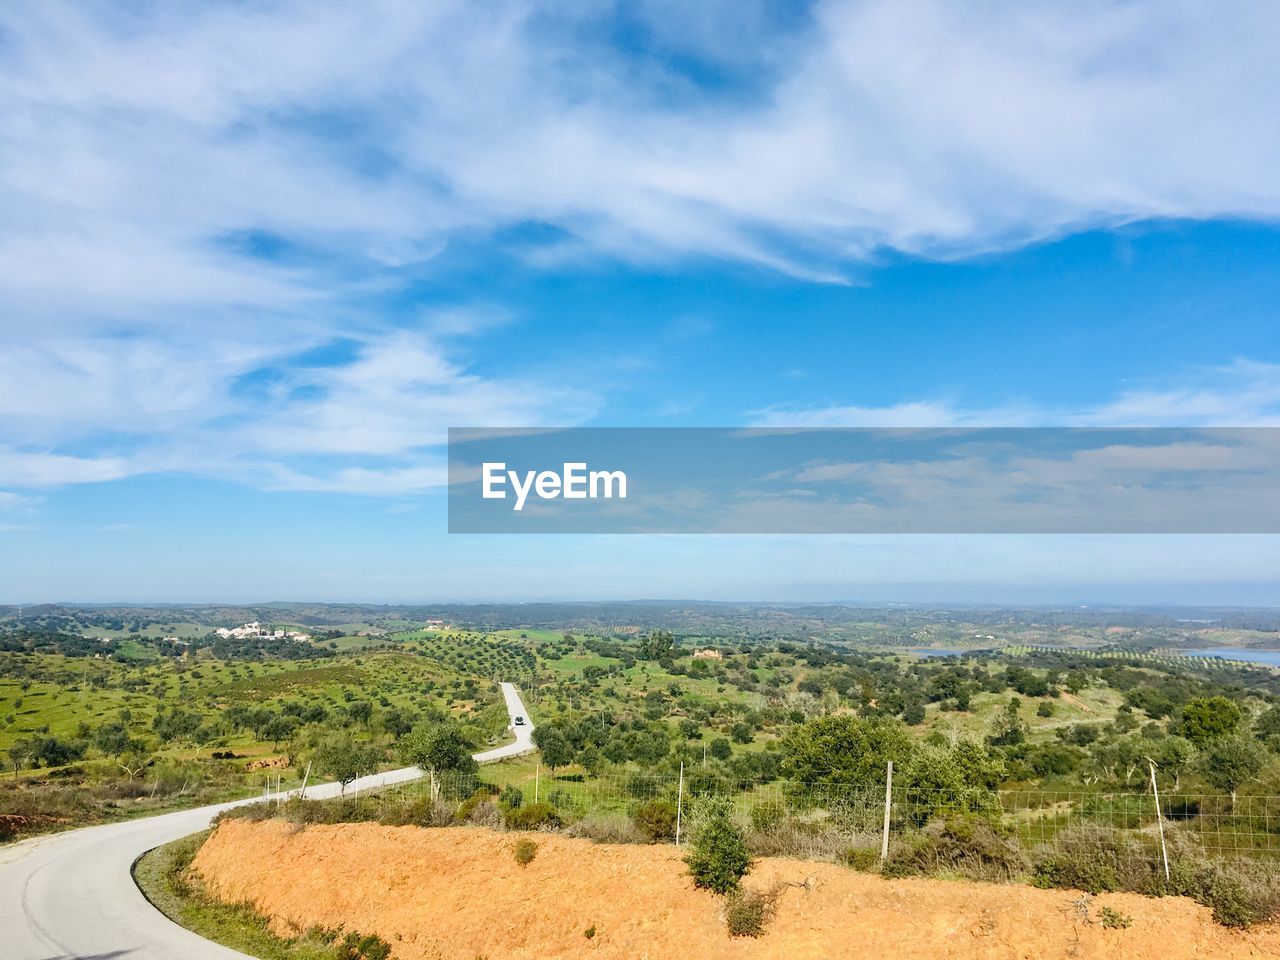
[1,681,535,960]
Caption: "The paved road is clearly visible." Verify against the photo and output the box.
[475,681,536,763]
[1,682,535,960]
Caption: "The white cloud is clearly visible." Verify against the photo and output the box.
[2,0,1279,306]
[2,3,1279,495]
[0,491,39,511]
[752,361,1280,428]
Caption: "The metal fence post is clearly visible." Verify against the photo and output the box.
[880,760,893,862]
[534,762,540,805]
[675,761,685,847]
[1149,760,1171,882]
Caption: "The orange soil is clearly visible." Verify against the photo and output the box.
[192,820,1280,960]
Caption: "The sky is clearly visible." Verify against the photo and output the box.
[2,0,1280,604]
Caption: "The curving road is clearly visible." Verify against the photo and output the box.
[1,681,535,960]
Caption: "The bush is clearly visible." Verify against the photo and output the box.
[505,802,561,831]
[840,846,882,872]
[724,885,781,937]
[1097,906,1131,929]
[513,838,538,866]
[1180,859,1280,928]
[464,798,504,830]
[1032,826,1280,928]
[1031,825,1155,894]
[747,818,854,861]
[456,787,494,822]
[749,800,785,834]
[632,799,678,842]
[335,931,392,960]
[498,784,523,810]
[685,796,752,894]
[566,814,646,844]
[883,817,1028,883]
[390,797,456,828]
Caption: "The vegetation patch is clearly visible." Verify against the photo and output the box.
[685,795,753,894]
[723,884,782,938]
[883,816,1029,883]
[513,837,539,865]
[133,831,385,960]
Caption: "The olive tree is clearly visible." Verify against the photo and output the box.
[398,720,478,800]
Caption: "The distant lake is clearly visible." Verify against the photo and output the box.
[1183,648,1280,667]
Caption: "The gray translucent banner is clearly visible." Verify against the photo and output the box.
[447,428,1280,534]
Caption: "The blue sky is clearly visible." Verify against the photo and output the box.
[2,1,1280,603]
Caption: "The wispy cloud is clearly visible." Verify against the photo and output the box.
[2,2,1279,496]
[751,361,1280,429]
[0,491,39,511]
[3,1,1280,300]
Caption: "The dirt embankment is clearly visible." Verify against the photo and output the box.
[192,820,1280,960]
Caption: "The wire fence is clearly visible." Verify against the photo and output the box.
[333,764,1280,867]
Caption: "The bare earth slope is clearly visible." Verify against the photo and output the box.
[192,820,1280,960]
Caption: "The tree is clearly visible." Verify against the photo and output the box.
[116,747,154,781]
[1199,734,1267,803]
[780,715,914,798]
[315,734,366,795]
[1151,735,1195,789]
[987,697,1026,747]
[347,701,373,727]
[246,707,276,741]
[8,739,33,778]
[153,707,201,746]
[684,795,752,894]
[93,722,132,757]
[1254,706,1280,741]
[577,744,603,776]
[398,720,478,799]
[382,707,413,740]
[637,631,676,661]
[901,740,1005,823]
[1175,697,1242,745]
[709,737,732,761]
[532,726,574,771]
[262,716,297,750]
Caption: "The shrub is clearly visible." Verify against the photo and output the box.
[498,784,524,810]
[747,819,854,861]
[685,796,752,894]
[1031,825,1155,894]
[513,838,538,866]
[840,846,882,872]
[566,814,646,844]
[464,798,504,830]
[1033,826,1280,928]
[724,885,781,937]
[505,802,561,831]
[883,817,1028,883]
[456,787,493,821]
[1183,859,1280,928]
[632,799,678,842]
[335,931,392,960]
[1097,906,1131,929]
[749,800,785,834]
[395,797,456,828]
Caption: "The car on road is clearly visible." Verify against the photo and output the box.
[514,716,526,725]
